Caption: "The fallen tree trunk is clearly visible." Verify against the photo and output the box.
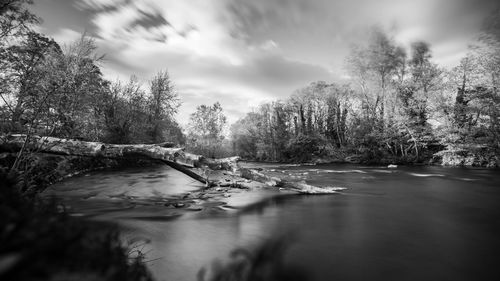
[0,134,239,185]
[176,153,240,170]
[1,135,346,194]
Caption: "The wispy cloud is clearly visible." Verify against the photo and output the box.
[70,0,335,123]
[32,0,499,123]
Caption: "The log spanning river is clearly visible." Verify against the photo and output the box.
[45,163,500,281]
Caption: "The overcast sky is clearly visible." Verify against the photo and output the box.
[32,0,499,124]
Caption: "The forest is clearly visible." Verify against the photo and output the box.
[1,0,499,170]
[231,26,500,166]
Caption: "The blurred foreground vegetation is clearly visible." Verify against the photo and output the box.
[198,236,309,281]
[0,168,154,281]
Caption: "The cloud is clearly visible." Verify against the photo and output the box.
[83,0,245,64]
[225,0,500,71]
[71,0,335,123]
[48,28,82,45]
[96,41,332,123]
[77,0,129,10]
[33,0,500,125]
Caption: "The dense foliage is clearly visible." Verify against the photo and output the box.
[231,26,500,166]
[0,5,182,146]
[186,102,229,157]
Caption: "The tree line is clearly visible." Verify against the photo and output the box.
[231,24,500,166]
[2,1,498,166]
[0,0,232,159]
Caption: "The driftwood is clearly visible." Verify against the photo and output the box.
[240,168,283,186]
[239,167,346,194]
[0,134,239,185]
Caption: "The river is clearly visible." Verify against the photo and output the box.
[45,164,500,281]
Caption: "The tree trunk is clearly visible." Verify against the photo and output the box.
[299,105,306,134]
[1,134,239,185]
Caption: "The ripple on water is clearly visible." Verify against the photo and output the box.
[142,174,167,179]
[320,169,368,174]
[371,169,396,173]
[455,177,479,181]
[407,172,445,177]
[146,180,162,184]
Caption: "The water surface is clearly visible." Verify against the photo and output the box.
[46,164,500,281]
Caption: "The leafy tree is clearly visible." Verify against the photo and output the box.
[102,77,147,143]
[428,10,500,166]
[0,0,38,40]
[0,31,61,133]
[230,113,260,159]
[395,41,442,160]
[231,81,352,162]
[48,34,108,139]
[147,70,180,143]
[101,74,185,145]
[187,102,227,157]
[347,28,403,124]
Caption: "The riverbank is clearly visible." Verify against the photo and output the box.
[0,152,162,193]
[244,149,500,168]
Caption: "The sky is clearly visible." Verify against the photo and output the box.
[31,0,499,125]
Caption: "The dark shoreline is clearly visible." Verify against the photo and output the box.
[240,155,500,168]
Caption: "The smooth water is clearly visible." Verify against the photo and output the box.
[45,164,500,281]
